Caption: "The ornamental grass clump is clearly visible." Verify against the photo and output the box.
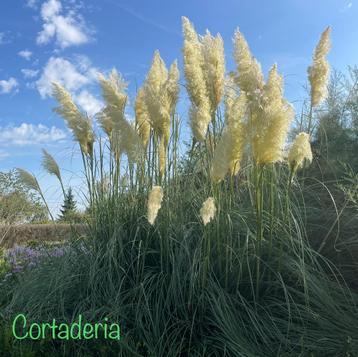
[4,17,358,357]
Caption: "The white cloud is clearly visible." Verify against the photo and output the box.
[36,56,93,98]
[0,78,19,94]
[41,0,61,19]
[18,50,33,60]
[21,69,39,79]
[0,123,67,146]
[37,0,90,48]
[36,55,101,115]
[26,0,38,8]
[75,90,103,117]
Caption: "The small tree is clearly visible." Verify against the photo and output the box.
[0,170,47,224]
[58,187,78,222]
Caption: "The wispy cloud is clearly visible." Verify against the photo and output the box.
[0,150,10,160]
[0,77,19,94]
[26,0,38,9]
[36,0,92,48]
[341,2,353,12]
[0,32,10,45]
[21,69,39,79]
[0,123,67,146]
[103,0,180,37]
[18,49,33,60]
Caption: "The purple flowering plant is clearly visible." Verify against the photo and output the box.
[1,244,68,282]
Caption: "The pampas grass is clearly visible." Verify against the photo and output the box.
[308,27,331,107]
[147,186,163,225]
[52,83,95,157]
[135,87,151,148]
[182,16,213,141]
[41,149,65,197]
[140,51,180,177]
[16,168,54,221]
[98,70,144,164]
[252,64,295,165]
[288,132,313,172]
[233,28,264,96]
[6,17,358,357]
[200,197,216,225]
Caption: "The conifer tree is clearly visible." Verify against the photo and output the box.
[58,187,77,222]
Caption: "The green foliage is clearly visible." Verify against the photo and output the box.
[310,68,358,179]
[1,159,358,356]
[57,187,83,223]
[0,248,9,281]
[300,68,358,293]
[0,170,48,224]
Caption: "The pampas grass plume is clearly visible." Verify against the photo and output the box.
[41,149,61,183]
[98,70,144,163]
[252,64,294,164]
[147,186,164,225]
[135,87,151,148]
[211,79,247,182]
[200,197,216,225]
[52,83,94,156]
[143,51,172,137]
[167,60,180,114]
[233,28,264,96]
[288,132,313,171]
[211,129,233,182]
[16,168,41,193]
[308,27,331,107]
[201,30,226,111]
[182,16,211,141]
[41,149,65,196]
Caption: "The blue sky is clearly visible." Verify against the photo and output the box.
[0,0,357,215]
